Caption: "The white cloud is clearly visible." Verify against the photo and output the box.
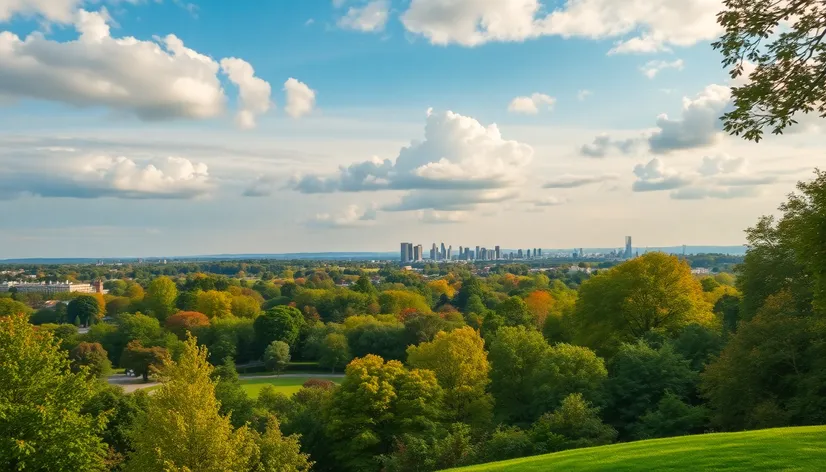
[698,154,747,176]
[220,58,272,129]
[292,109,534,198]
[508,93,556,114]
[580,134,646,157]
[243,175,279,197]
[400,0,721,53]
[0,10,270,127]
[337,0,390,32]
[308,204,377,228]
[283,78,317,118]
[632,157,693,192]
[0,0,81,22]
[641,59,684,78]
[543,174,617,188]
[577,89,593,101]
[0,151,211,199]
[417,209,468,224]
[648,84,731,153]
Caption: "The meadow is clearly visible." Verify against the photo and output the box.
[447,426,826,471]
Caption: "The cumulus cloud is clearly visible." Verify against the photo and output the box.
[220,58,272,129]
[0,0,81,22]
[307,204,377,228]
[0,10,271,127]
[417,209,468,224]
[0,149,211,199]
[641,59,684,78]
[648,84,731,153]
[632,158,692,192]
[632,153,785,199]
[577,89,593,101]
[508,93,556,114]
[283,78,316,118]
[400,0,721,53]
[291,109,533,212]
[543,174,617,189]
[337,0,390,32]
[580,134,645,158]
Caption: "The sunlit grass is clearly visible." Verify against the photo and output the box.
[447,426,826,471]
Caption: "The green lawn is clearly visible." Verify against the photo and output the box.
[446,426,826,471]
[239,376,341,398]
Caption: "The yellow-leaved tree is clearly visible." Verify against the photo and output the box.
[124,337,256,472]
[406,326,492,427]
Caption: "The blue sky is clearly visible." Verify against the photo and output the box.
[0,0,821,258]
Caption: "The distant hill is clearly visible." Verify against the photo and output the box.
[445,425,825,471]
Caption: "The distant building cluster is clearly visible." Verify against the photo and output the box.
[0,280,105,294]
[400,236,638,263]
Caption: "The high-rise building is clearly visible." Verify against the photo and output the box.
[414,245,423,262]
[447,245,453,260]
[495,246,501,260]
[517,249,523,258]
[625,236,633,259]
[475,246,480,260]
[440,242,446,261]
[400,243,411,263]
[538,248,542,257]
[430,243,437,261]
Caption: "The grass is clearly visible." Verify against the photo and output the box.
[446,426,826,471]
[239,376,341,398]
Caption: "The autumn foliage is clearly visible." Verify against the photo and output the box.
[165,311,211,339]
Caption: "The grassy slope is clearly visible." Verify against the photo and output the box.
[447,426,826,471]
[239,376,341,398]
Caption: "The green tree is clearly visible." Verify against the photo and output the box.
[250,417,313,472]
[488,326,549,425]
[480,426,533,463]
[352,275,377,296]
[0,314,108,471]
[454,277,484,312]
[0,298,32,317]
[701,291,826,430]
[82,385,150,468]
[281,385,337,472]
[145,276,178,321]
[67,294,102,326]
[604,342,698,439]
[125,337,257,472]
[700,277,720,293]
[232,294,262,318]
[318,333,351,374]
[633,392,708,440]
[327,354,443,472]
[495,296,534,328]
[212,357,256,428]
[69,342,112,379]
[264,341,291,374]
[714,0,826,141]
[530,393,617,454]
[574,252,714,355]
[254,306,303,356]
[378,290,431,315]
[407,326,493,427]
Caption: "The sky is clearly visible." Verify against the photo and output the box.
[0,0,822,258]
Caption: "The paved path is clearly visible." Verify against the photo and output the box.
[106,372,344,392]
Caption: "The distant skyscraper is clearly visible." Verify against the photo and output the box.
[517,249,523,258]
[430,243,437,261]
[495,246,501,260]
[475,246,480,260]
[625,236,633,259]
[447,245,453,260]
[400,243,411,263]
[414,245,423,262]
[538,248,542,257]
[440,242,446,261]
